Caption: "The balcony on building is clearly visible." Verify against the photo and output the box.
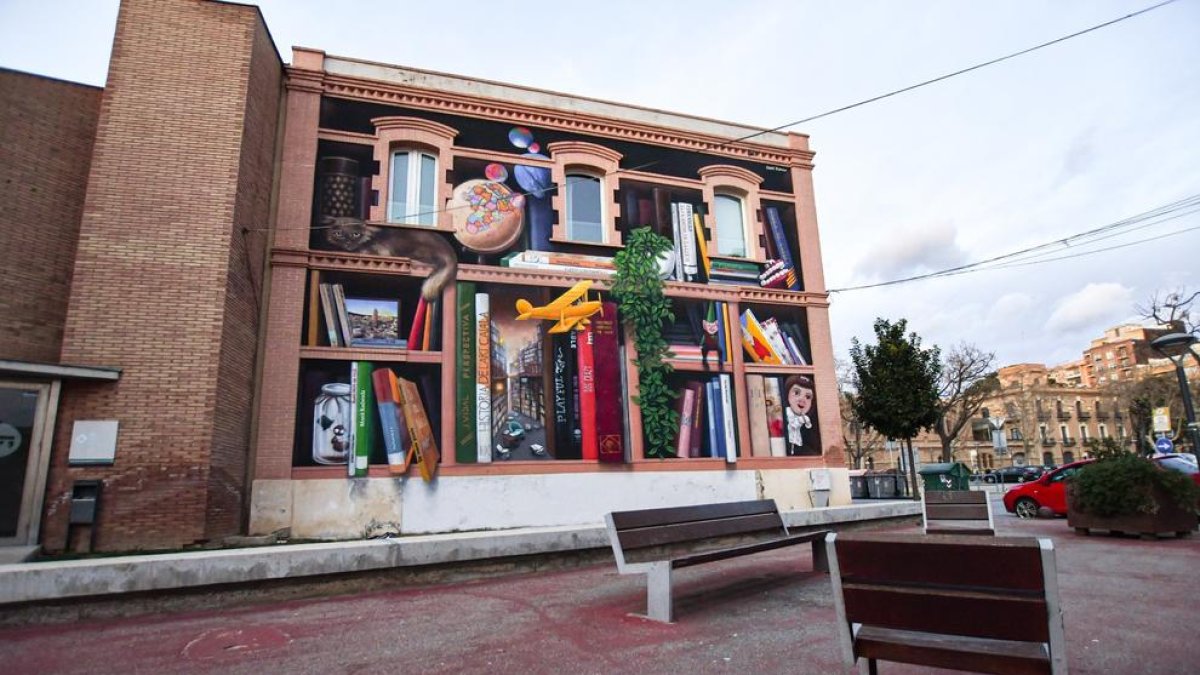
[1041,437,1057,447]
[1062,437,1077,447]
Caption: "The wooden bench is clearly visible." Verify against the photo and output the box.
[827,532,1067,674]
[605,499,828,623]
[924,490,995,535]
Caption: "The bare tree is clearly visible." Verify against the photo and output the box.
[1136,286,1198,334]
[995,381,1040,462]
[933,343,998,462]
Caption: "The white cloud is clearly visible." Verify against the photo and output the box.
[1044,283,1134,334]
[853,221,969,282]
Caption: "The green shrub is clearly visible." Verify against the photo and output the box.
[1072,453,1199,517]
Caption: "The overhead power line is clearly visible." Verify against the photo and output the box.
[283,0,1178,232]
[829,194,1200,293]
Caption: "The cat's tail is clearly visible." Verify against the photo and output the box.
[420,254,458,301]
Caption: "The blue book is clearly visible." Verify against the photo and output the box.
[714,302,727,364]
[705,379,719,459]
[710,376,726,461]
[765,206,802,291]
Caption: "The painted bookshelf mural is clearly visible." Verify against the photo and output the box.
[289,96,828,475]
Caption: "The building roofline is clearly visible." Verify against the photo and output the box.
[0,359,121,381]
[315,51,804,150]
[0,66,103,91]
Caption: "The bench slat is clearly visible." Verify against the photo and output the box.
[926,504,991,520]
[673,531,826,569]
[609,500,778,530]
[836,535,1044,591]
[617,513,783,550]
[842,585,1050,643]
[924,490,987,504]
[925,525,996,536]
[855,626,1052,675]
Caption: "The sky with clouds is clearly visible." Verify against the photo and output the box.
[1,0,1196,370]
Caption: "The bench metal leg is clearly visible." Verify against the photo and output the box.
[811,538,829,573]
[868,658,878,675]
[645,562,673,623]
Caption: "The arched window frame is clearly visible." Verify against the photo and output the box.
[370,117,458,228]
[699,165,765,260]
[547,141,622,246]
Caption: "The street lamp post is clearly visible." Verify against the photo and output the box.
[1150,333,1200,456]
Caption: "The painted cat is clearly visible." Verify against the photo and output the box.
[322,217,458,300]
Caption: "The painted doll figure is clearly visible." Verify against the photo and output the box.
[783,375,816,456]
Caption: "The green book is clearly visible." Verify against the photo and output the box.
[350,360,375,477]
[455,281,477,463]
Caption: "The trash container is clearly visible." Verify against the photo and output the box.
[849,475,869,499]
[918,462,972,491]
[866,471,899,498]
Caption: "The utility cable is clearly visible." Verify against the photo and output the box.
[267,0,1178,233]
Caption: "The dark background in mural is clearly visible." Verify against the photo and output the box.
[318,97,795,193]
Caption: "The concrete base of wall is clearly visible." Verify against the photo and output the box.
[248,469,853,539]
[0,498,917,609]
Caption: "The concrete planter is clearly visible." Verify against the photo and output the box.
[1067,484,1197,539]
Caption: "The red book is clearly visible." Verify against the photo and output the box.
[592,302,623,463]
[577,323,598,460]
[687,381,705,458]
[407,296,428,349]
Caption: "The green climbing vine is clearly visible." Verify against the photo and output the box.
[611,227,679,459]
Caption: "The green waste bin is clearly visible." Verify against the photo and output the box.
[917,462,972,491]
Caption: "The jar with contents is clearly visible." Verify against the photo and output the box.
[313,382,352,465]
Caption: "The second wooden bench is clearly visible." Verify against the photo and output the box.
[605,499,829,622]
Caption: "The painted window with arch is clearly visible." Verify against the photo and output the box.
[565,171,604,243]
[713,193,747,257]
[388,149,438,226]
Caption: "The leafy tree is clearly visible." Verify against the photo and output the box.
[932,343,998,462]
[849,319,942,499]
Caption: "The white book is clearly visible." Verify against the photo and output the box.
[719,373,736,463]
[678,202,698,279]
[506,259,615,278]
[475,292,492,463]
[761,318,795,365]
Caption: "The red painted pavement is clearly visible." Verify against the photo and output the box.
[0,498,1195,673]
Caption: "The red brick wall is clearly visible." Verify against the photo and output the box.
[0,70,101,363]
[44,0,282,552]
[207,17,283,539]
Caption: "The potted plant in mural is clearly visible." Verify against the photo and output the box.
[612,227,678,459]
[1068,438,1198,538]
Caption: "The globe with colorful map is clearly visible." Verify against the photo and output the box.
[449,179,525,253]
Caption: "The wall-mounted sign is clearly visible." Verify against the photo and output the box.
[68,420,119,465]
[1152,407,1171,433]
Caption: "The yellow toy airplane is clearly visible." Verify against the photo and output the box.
[515,280,603,333]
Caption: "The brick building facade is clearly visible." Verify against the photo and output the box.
[1,0,845,554]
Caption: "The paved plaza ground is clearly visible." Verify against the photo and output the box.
[0,496,1194,674]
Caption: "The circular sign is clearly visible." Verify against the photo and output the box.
[0,422,22,458]
[1154,436,1174,454]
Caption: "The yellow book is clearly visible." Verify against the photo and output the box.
[692,213,712,278]
[744,309,783,365]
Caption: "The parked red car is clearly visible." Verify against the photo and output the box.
[1003,454,1200,519]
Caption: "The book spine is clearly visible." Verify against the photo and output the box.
[333,284,353,347]
[475,293,492,463]
[592,302,624,463]
[739,312,764,363]
[675,386,695,458]
[551,332,576,459]
[505,259,615,278]
[692,212,711,280]
[715,301,727,364]
[319,283,340,346]
[652,187,672,239]
[372,368,403,465]
[744,309,783,364]
[765,206,802,291]
[670,202,684,281]
[761,318,794,365]
[764,377,787,458]
[578,324,598,460]
[746,375,771,457]
[521,250,615,269]
[407,296,427,349]
[679,202,698,278]
[623,188,639,229]
[399,377,440,482]
[618,344,633,463]
[568,330,582,458]
[705,379,718,459]
[389,370,412,474]
[710,377,725,460]
[719,373,736,463]
[455,282,477,463]
[421,299,434,351]
[351,361,373,477]
[688,381,704,458]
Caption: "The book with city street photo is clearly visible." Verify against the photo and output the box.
[344,297,405,347]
